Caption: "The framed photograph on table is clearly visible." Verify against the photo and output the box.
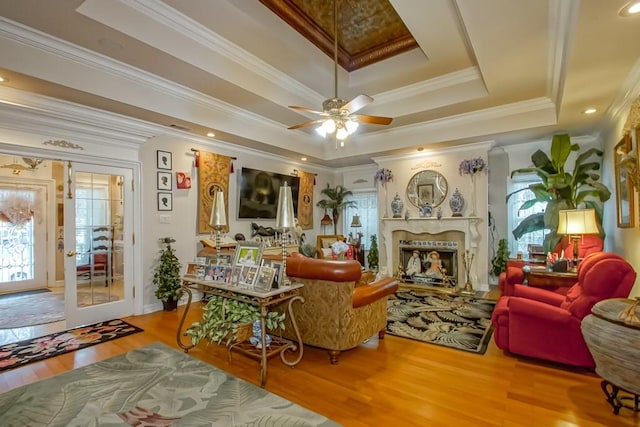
[614,135,634,228]
[157,192,173,211]
[157,171,172,191]
[233,241,263,266]
[216,253,233,265]
[255,266,275,292]
[157,150,172,170]
[239,265,258,287]
[184,262,200,278]
[261,259,283,288]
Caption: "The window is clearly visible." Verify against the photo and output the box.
[342,191,378,250]
[507,178,547,257]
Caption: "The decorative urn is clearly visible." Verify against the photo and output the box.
[391,192,404,218]
[450,188,464,217]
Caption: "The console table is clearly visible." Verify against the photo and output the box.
[176,278,304,387]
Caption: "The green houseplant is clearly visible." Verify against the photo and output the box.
[152,237,184,311]
[185,296,286,347]
[490,238,510,277]
[367,234,379,271]
[316,184,357,235]
[507,133,611,252]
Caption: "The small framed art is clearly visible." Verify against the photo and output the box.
[157,171,172,191]
[184,262,200,278]
[158,192,173,211]
[255,265,275,292]
[614,135,634,228]
[215,253,233,265]
[157,150,172,170]
[233,241,263,266]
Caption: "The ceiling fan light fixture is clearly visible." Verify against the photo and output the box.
[336,127,349,140]
[346,120,359,134]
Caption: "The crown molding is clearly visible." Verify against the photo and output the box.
[547,0,579,113]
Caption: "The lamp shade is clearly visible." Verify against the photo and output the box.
[350,214,362,228]
[276,182,296,230]
[209,190,227,229]
[320,212,333,225]
[557,209,599,235]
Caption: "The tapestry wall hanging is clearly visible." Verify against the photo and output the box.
[297,171,314,230]
[197,151,232,234]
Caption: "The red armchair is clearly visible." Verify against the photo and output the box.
[498,235,603,296]
[491,252,636,368]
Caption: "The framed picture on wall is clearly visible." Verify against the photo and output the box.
[157,171,172,191]
[157,150,172,170]
[614,135,634,228]
[158,192,173,211]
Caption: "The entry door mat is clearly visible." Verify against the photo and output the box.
[0,342,341,426]
[0,319,143,372]
[386,290,496,354]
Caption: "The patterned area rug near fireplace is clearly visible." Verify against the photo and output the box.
[386,290,496,354]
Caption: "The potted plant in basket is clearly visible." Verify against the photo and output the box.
[185,296,286,347]
[153,237,184,311]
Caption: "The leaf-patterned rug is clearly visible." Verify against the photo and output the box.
[386,290,496,354]
[0,342,341,426]
[0,319,142,372]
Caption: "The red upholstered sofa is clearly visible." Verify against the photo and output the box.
[282,254,398,364]
[498,235,603,296]
[491,252,636,368]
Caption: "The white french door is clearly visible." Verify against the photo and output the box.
[64,162,134,327]
[0,180,49,293]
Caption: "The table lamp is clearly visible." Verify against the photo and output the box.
[320,209,333,234]
[557,208,599,265]
[276,182,296,286]
[209,190,227,255]
[350,214,362,230]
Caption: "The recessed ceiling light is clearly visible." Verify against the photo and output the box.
[206,132,215,138]
[619,1,640,17]
[417,147,424,152]
[301,157,307,161]
[583,108,597,114]
[0,76,6,83]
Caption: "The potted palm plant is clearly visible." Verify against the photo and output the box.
[316,184,357,235]
[153,237,184,311]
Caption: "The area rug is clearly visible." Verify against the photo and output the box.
[386,290,496,354]
[0,290,121,329]
[0,342,341,426]
[0,319,143,372]
[0,292,65,328]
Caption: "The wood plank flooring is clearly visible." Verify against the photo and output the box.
[0,304,637,426]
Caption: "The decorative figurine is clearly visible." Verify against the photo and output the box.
[404,209,410,221]
[437,207,443,220]
[419,203,433,217]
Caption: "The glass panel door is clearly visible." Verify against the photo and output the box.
[64,163,132,327]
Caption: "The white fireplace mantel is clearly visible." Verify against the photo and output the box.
[380,217,487,290]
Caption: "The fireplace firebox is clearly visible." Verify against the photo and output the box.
[398,240,458,289]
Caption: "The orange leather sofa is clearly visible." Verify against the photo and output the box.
[283,254,398,364]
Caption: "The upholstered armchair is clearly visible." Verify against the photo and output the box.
[498,235,603,296]
[281,254,398,364]
[491,252,636,368]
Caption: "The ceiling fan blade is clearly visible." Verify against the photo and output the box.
[288,119,326,130]
[351,114,393,125]
[289,105,326,115]
[340,94,374,114]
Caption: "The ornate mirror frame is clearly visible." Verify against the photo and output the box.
[406,170,448,208]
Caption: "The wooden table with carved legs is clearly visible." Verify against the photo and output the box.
[176,278,304,387]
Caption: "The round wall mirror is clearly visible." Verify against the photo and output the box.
[406,170,448,208]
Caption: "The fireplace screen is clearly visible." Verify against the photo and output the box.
[399,240,458,288]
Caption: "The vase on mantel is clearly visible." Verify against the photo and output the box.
[470,174,477,217]
[450,188,464,217]
[391,192,404,218]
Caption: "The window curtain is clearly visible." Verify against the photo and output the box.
[507,178,547,256]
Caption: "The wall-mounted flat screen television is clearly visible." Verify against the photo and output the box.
[238,167,300,219]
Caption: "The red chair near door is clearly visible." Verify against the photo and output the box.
[491,252,636,368]
[498,235,603,296]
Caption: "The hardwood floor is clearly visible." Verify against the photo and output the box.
[0,305,637,426]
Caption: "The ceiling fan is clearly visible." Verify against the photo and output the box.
[287,0,393,146]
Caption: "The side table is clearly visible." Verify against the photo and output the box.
[523,267,578,289]
[176,278,305,387]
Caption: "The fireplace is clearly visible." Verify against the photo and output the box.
[398,239,458,289]
[380,217,487,291]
